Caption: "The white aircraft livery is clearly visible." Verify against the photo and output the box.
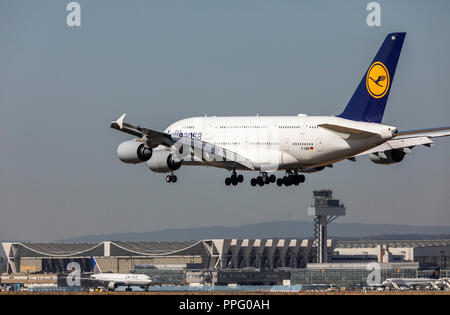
[111,32,450,186]
[380,268,449,290]
[90,256,152,291]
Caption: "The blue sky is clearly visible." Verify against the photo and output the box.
[1,0,449,240]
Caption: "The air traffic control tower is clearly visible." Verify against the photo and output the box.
[308,190,346,263]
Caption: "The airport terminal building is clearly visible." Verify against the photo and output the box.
[2,191,449,289]
[2,238,449,287]
[2,239,331,274]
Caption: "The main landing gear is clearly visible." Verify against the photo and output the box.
[250,172,276,187]
[165,173,177,183]
[248,171,305,187]
[225,170,244,186]
[276,171,305,187]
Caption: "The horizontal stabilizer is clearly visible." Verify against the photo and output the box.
[319,123,377,136]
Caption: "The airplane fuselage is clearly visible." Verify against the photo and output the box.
[164,115,397,171]
[382,277,441,289]
[92,273,152,287]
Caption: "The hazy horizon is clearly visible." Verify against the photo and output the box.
[5,218,450,243]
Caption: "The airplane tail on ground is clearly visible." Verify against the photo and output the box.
[338,32,406,123]
[431,267,440,279]
[90,256,102,274]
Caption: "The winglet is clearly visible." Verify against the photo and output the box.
[111,113,126,129]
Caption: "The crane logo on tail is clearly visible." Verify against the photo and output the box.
[366,61,390,98]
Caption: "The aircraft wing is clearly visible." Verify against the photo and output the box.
[110,113,255,170]
[110,113,174,147]
[355,136,433,157]
[396,126,450,137]
[173,136,255,170]
[355,127,450,157]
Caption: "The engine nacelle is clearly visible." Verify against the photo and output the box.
[147,150,182,173]
[108,281,119,291]
[369,149,405,165]
[117,140,152,164]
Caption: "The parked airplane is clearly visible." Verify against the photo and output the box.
[89,256,153,291]
[111,32,450,186]
[381,268,445,290]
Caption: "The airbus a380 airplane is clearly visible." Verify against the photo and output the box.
[111,32,450,187]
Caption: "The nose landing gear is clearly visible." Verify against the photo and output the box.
[165,173,177,183]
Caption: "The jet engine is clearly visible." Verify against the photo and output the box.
[108,281,119,291]
[117,140,152,164]
[147,150,182,173]
[369,149,406,165]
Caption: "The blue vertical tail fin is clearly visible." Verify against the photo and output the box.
[338,32,406,123]
[430,267,440,279]
[90,256,102,274]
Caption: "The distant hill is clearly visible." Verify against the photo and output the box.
[334,234,450,241]
[59,220,450,243]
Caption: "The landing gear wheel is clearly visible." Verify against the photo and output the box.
[227,171,243,186]
[257,176,264,186]
[171,175,177,183]
[269,175,276,183]
[264,177,270,185]
[276,178,283,186]
[250,178,257,186]
[166,175,172,183]
[283,176,292,186]
[298,175,305,183]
